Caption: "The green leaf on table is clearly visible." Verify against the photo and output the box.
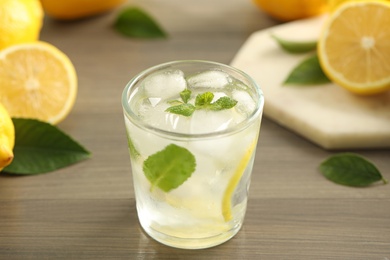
[114,7,167,38]
[284,54,331,85]
[143,144,196,192]
[319,153,388,187]
[3,118,91,175]
[271,33,317,53]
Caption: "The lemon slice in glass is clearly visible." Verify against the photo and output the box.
[222,139,257,222]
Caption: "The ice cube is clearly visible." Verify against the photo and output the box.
[187,70,231,89]
[211,92,227,102]
[190,109,235,134]
[143,69,187,100]
[232,90,256,115]
[141,101,191,133]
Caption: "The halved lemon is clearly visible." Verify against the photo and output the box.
[222,140,257,222]
[0,41,77,124]
[318,0,390,95]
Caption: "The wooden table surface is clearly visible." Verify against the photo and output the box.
[1,0,389,259]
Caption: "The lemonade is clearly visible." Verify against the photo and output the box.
[122,60,264,249]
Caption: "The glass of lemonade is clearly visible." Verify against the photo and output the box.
[122,60,264,249]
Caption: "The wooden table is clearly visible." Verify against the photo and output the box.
[1,0,389,259]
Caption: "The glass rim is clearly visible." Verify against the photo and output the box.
[122,60,264,140]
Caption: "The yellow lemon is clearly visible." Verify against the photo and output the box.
[318,0,390,95]
[0,0,43,50]
[222,140,257,222]
[40,0,125,20]
[0,42,77,124]
[252,0,328,22]
[0,103,15,171]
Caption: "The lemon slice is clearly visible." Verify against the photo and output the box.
[318,0,390,95]
[222,140,257,222]
[0,41,77,124]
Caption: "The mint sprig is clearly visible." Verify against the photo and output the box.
[143,144,196,192]
[165,89,237,117]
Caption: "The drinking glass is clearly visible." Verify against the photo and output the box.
[122,60,264,249]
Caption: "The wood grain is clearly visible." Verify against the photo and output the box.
[1,0,389,259]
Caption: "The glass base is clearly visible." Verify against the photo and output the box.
[139,220,242,249]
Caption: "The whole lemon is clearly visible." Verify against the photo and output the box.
[0,0,43,50]
[0,103,15,171]
[40,0,126,20]
[252,0,328,22]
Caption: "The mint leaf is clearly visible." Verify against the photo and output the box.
[143,144,196,192]
[319,153,388,187]
[195,92,214,107]
[180,89,192,103]
[271,33,317,54]
[3,118,91,175]
[126,133,140,159]
[210,96,238,111]
[165,103,196,117]
[167,100,183,106]
[114,7,167,38]
[284,54,331,85]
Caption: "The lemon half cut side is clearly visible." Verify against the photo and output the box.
[318,0,390,95]
[0,41,77,124]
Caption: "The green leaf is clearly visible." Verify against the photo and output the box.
[165,103,196,117]
[167,100,183,106]
[143,144,196,192]
[210,96,238,111]
[195,92,214,107]
[126,133,140,160]
[271,33,317,54]
[114,7,167,38]
[3,118,91,175]
[180,89,192,104]
[319,153,388,187]
[284,54,331,85]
